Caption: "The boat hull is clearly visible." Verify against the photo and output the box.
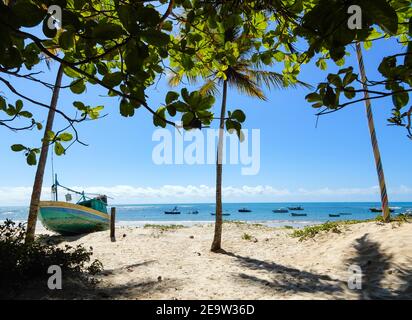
[38,201,110,235]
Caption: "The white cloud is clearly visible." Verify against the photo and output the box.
[0,184,411,206]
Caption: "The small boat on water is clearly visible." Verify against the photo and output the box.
[38,176,110,235]
[211,212,231,216]
[329,214,340,217]
[369,207,395,213]
[273,208,288,213]
[187,210,199,214]
[238,208,252,212]
[288,206,304,211]
[164,206,181,214]
[291,213,307,217]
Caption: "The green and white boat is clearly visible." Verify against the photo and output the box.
[38,176,110,235]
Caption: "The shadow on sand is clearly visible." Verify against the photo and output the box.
[222,251,344,296]
[13,260,181,300]
[345,233,412,299]
[223,232,412,299]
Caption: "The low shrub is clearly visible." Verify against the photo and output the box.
[0,219,103,298]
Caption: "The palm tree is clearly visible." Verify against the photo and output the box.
[355,43,391,222]
[25,63,64,243]
[170,27,310,252]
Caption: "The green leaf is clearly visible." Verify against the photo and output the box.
[306,93,321,102]
[231,109,246,122]
[73,101,86,111]
[26,152,37,166]
[19,111,32,118]
[0,97,6,110]
[141,30,170,47]
[344,87,356,99]
[59,133,73,142]
[323,86,336,107]
[15,100,23,112]
[70,79,86,94]
[54,142,65,156]
[119,99,134,117]
[11,144,25,152]
[181,112,194,127]
[316,59,327,70]
[92,23,125,40]
[392,90,409,109]
[12,1,45,27]
[59,30,74,50]
[166,91,179,104]
[153,106,167,127]
[102,72,123,88]
[63,66,81,79]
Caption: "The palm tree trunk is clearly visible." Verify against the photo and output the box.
[25,64,64,243]
[211,80,227,252]
[355,43,390,222]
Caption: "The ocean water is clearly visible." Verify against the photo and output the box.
[1,202,412,228]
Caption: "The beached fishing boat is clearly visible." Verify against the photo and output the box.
[329,214,340,217]
[288,206,304,210]
[273,208,288,213]
[238,208,252,212]
[164,206,181,214]
[291,213,307,217]
[369,207,395,213]
[38,176,110,235]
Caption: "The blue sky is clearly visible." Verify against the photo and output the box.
[0,36,411,205]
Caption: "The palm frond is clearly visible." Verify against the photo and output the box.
[199,79,220,96]
[247,70,286,90]
[168,72,182,87]
[227,68,266,100]
[248,70,313,90]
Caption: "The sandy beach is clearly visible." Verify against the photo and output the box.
[32,220,412,300]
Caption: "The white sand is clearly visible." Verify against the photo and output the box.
[38,221,412,299]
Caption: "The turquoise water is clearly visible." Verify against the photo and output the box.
[2,202,411,228]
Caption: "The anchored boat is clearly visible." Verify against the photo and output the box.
[273,208,288,213]
[291,213,307,217]
[369,207,395,213]
[38,176,110,235]
[238,208,252,212]
[288,206,304,211]
[164,206,181,214]
[211,212,231,216]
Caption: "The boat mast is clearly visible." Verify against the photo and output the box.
[54,173,58,201]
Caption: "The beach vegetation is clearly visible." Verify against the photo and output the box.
[0,220,103,297]
[291,221,356,241]
[291,215,411,241]
[143,224,186,232]
[241,233,253,241]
